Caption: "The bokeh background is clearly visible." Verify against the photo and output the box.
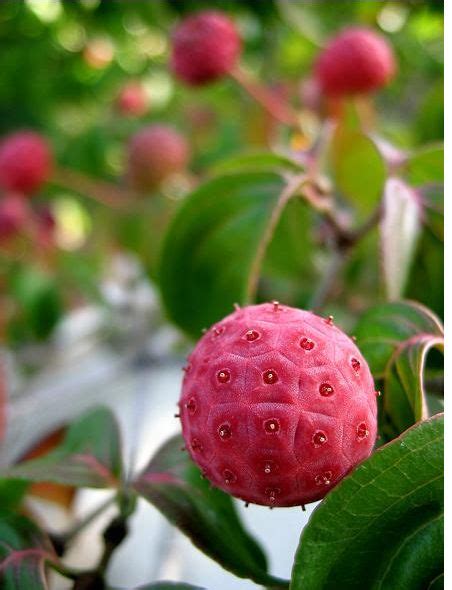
[0,1,444,589]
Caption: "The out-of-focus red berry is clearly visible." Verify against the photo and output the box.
[116,82,149,117]
[127,125,190,191]
[0,131,53,195]
[315,27,396,96]
[171,10,241,86]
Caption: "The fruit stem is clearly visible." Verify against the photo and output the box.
[246,173,308,303]
[230,65,301,128]
[51,166,138,209]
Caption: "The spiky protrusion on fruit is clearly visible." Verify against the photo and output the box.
[171,10,241,86]
[179,303,377,507]
[116,82,149,117]
[315,27,396,97]
[0,131,53,195]
[127,125,190,191]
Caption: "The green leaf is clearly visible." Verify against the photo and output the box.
[158,171,288,337]
[9,267,62,341]
[0,514,58,589]
[331,127,386,217]
[380,178,422,300]
[408,144,444,186]
[354,301,443,378]
[2,408,122,488]
[385,335,444,436]
[0,479,28,512]
[133,435,288,589]
[212,151,303,175]
[292,415,444,590]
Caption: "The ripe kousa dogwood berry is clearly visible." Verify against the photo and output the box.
[179,302,377,507]
[0,131,53,195]
[171,10,241,85]
[315,27,396,96]
[127,125,190,191]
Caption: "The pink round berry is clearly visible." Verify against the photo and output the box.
[315,27,396,96]
[171,10,241,86]
[116,82,149,117]
[127,124,190,191]
[0,131,53,195]
[180,303,377,507]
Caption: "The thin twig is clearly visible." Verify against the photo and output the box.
[230,65,300,128]
[246,174,307,302]
[52,166,138,209]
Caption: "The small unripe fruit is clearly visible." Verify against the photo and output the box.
[116,82,149,117]
[0,193,30,241]
[315,27,396,96]
[0,131,53,195]
[179,303,377,507]
[171,10,241,86]
[127,125,190,191]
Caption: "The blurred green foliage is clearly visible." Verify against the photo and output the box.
[0,0,443,344]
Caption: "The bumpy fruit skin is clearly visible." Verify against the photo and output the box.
[315,27,396,96]
[116,82,149,117]
[171,11,241,86]
[179,303,377,507]
[0,132,53,195]
[127,125,189,191]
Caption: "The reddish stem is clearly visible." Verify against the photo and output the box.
[230,65,300,128]
[51,167,138,209]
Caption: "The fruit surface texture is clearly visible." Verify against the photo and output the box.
[0,131,53,195]
[127,125,189,191]
[179,303,377,507]
[171,10,241,85]
[315,27,396,96]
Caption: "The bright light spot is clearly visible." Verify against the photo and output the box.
[83,37,115,69]
[161,173,192,200]
[54,197,91,251]
[80,0,100,9]
[143,71,173,108]
[105,145,124,175]
[56,21,86,52]
[123,15,147,36]
[139,30,167,58]
[377,3,408,33]
[26,0,62,23]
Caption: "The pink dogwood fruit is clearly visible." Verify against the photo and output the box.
[315,27,396,96]
[171,11,241,86]
[0,131,53,195]
[179,302,377,507]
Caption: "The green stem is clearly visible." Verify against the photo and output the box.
[246,174,307,303]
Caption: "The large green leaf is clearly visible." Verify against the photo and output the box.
[212,151,303,175]
[408,144,444,186]
[2,408,122,488]
[159,171,290,337]
[292,414,444,590]
[354,301,443,378]
[331,127,386,217]
[0,514,58,589]
[133,435,288,589]
[385,335,444,436]
[380,178,422,300]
